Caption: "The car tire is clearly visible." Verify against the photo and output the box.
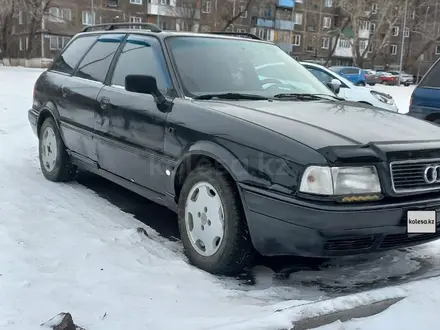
[38,117,77,182]
[177,163,254,275]
[358,81,366,86]
[368,83,376,86]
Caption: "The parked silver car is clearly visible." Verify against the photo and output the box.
[389,71,414,86]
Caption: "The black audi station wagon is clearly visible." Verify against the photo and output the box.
[29,23,440,275]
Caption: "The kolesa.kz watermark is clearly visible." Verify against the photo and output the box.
[407,210,437,233]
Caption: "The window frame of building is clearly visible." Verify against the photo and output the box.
[323,16,331,29]
[202,0,212,13]
[324,0,332,8]
[391,26,399,36]
[370,22,376,32]
[82,11,96,25]
[130,0,142,4]
[293,34,301,46]
[295,12,303,25]
[371,3,378,12]
[435,45,440,55]
[404,27,410,37]
[240,5,247,18]
[390,44,398,55]
[18,11,24,25]
[321,37,329,49]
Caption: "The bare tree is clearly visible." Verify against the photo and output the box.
[334,0,408,68]
[0,0,18,62]
[220,0,253,31]
[24,0,53,59]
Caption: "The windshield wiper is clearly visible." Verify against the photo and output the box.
[193,93,269,100]
[273,93,343,101]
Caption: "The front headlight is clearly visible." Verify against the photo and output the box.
[370,90,394,105]
[299,165,381,195]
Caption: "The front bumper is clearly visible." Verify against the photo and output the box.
[240,184,440,257]
[28,108,38,136]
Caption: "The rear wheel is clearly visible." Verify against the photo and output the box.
[38,117,77,182]
[177,164,254,275]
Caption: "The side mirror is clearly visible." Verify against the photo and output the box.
[125,74,172,111]
[327,78,341,94]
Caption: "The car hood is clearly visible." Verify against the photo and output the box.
[196,99,440,149]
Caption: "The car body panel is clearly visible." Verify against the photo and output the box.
[302,62,397,111]
[329,66,366,85]
[408,58,440,123]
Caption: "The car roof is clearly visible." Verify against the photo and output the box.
[75,23,272,45]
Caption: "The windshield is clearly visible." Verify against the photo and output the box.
[165,36,334,98]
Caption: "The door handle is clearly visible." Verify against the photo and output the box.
[99,97,110,110]
[61,87,70,98]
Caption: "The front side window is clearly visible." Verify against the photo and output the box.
[166,36,334,97]
[50,35,98,74]
[420,59,440,88]
[307,67,333,84]
[74,34,125,82]
[111,35,172,94]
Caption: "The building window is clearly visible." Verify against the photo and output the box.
[371,3,378,12]
[240,5,247,18]
[360,40,367,50]
[391,26,399,36]
[202,0,212,13]
[49,36,71,51]
[130,0,142,4]
[321,37,329,49]
[201,25,211,32]
[295,12,303,25]
[325,0,332,7]
[161,0,171,5]
[368,43,373,52]
[404,27,410,37]
[338,39,350,48]
[293,34,301,46]
[48,7,71,22]
[361,21,370,30]
[18,11,23,25]
[323,17,331,28]
[436,45,440,55]
[236,28,246,32]
[390,44,397,55]
[82,11,95,25]
[107,0,119,7]
[19,37,23,51]
[370,22,376,32]
[255,28,271,40]
[129,16,142,28]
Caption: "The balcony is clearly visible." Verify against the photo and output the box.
[255,18,275,28]
[277,0,294,8]
[275,19,294,30]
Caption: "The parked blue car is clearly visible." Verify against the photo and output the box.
[408,58,440,124]
[329,66,367,86]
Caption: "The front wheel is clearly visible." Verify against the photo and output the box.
[177,164,254,275]
[358,81,366,86]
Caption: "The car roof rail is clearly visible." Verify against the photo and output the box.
[82,22,162,33]
[205,31,262,40]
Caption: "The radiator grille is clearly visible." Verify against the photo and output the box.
[390,159,440,193]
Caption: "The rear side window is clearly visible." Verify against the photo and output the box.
[74,34,125,83]
[50,36,97,74]
[110,34,172,93]
[341,68,359,75]
[420,60,440,88]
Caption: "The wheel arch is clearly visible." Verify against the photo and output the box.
[36,102,63,139]
[172,141,249,202]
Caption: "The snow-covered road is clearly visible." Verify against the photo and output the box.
[0,66,439,330]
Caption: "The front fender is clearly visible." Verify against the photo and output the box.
[171,140,301,197]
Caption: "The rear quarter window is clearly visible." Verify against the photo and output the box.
[342,68,360,74]
[50,35,98,75]
[420,60,440,88]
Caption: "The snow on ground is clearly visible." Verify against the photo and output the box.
[0,66,439,330]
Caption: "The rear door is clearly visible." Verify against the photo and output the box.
[60,33,125,161]
[340,68,360,83]
[94,34,174,194]
[411,59,440,117]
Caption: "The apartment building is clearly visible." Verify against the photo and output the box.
[10,0,200,66]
